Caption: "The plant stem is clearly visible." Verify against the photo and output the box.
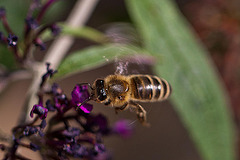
[19,0,100,123]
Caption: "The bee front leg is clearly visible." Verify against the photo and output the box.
[129,101,150,127]
[115,103,129,114]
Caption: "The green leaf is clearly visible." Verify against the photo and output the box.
[42,0,73,24]
[0,0,27,69]
[126,0,236,160]
[0,0,29,38]
[60,24,109,44]
[57,44,148,78]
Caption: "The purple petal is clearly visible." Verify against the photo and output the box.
[71,85,90,105]
[85,114,108,133]
[30,105,36,118]
[25,17,39,29]
[30,104,48,119]
[50,24,61,36]
[30,143,40,151]
[62,127,81,138]
[7,34,18,46]
[113,119,133,138]
[78,103,93,113]
[94,143,105,153]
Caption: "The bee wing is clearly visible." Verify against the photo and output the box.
[114,58,129,75]
[103,23,141,45]
[101,22,155,75]
[114,55,155,75]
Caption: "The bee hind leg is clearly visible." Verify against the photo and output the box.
[115,103,129,114]
[129,101,150,127]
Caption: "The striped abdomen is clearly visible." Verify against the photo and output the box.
[129,75,171,101]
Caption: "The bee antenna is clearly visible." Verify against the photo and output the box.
[78,83,93,90]
[76,94,94,110]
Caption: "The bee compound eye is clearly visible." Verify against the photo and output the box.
[98,89,107,101]
[95,79,107,101]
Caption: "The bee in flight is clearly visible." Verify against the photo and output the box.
[78,74,171,126]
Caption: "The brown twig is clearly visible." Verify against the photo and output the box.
[20,0,100,123]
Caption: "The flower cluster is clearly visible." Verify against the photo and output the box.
[0,0,61,64]
[0,1,134,159]
[0,63,133,159]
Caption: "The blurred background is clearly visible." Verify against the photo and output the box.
[0,0,239,159]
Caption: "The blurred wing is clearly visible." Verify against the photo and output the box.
[114,58,129,75]
[114,55,155,75]
[101,23,155,75]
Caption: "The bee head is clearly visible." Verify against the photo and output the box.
[92,79,107,102]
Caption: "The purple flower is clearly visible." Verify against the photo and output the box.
[7,34,18,46]
[23,126,38,136]
[94,143,105,154]
[30,104,48,119]
[85,114,108,133]
[53,95,69,113]
[28,0,41,13]
[45,99,55,111]
[78,103,93,114]
[38,131,44,137]
[62,127,81,142]
[40,119,47,129]
[45,63,57,78]
[52,83,63,95]
[63,143,88,158]
[50,24,61,36]
[71,85,89,103]
[46,84,70,113]
[29,143,40,151]
[34,38,46,50]
[71,85,93,113]
[113,119,134,138]
[40,63,57,87]
[25,17,39,30]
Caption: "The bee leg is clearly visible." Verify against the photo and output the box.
[78,83,93,90]
[104,99,111,105]
[129,101,150,127]
[115,103,129,114]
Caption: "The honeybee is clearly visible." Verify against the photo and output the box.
[79,74,171,126]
